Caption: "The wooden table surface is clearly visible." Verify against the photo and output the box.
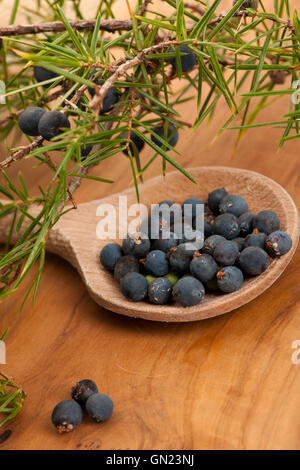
[0,0,299,451]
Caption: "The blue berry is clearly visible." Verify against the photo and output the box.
[208,188,228,214]
[213,240,239,266]
[34,66,58,87]
[18,107,46,137]
[122,232,150,259]
[140,214,167,240]
[153,230,178,252]
[85,393,114,422]
[51,400,82,434]
[253,210,280,235]
[169,45,196,73]
[71,379,98,405]
[238,212,255,237]
[212,213,240,239]
[204,221,213,238]
[81,145,93,158]
[219,194,248,217]
[217,266,244,293]
[120,272,148,301]
[190,253,218,282]
[145,250,169,277]
[239,246,270,276]
[148,277,172,305]
[122,130,145,156]
[114,255,140,283]
[151,124,178,149]
[265,230,292,257]
[169,244,193,274]
[233,0,258,8]
[202,234,226,255]
[100,243,123,271]
[88,72,118,113]
[173,276,205,307]
[182,197,204,219]
[244,232,267,250]
[232,237,245,251]
[38,111,70,141]
[154,201,181,226]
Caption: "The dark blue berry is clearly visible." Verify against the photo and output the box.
[169,244,194,274]
[238,212,255,237]
[190,253,218,282]
[38,111,70,141]
[100,243,123,271]
[213,240,239,266]
[148,277,172,305]
[177,224,203,246]
[182,197,204,219]
[204,221,213,238]
[145,250,169,277]
[253,210,280,235]
[212,213,240,239]
[85,393,114,422]
[153,230,178,252]
[122,130,145,156]
[219,194,248,217]
[239,246,270,276]
[140,214,166,239]
[51,400,82,434]
[122,232,150,259]
[71,379,98,405]
[81,145,93,158]
[265,230,292,257]
[169,45,196,73]
[244,232,267,250]
[153,201,181,226]
[114,255,140,283]
[18,107,46,136]
[202,234,226,255]
[151,124,178,149]
[34,66,58,87]
[88,72,118,113]
[208,188,228,214]
[120,272,148,301]
[232,237,245,251]
[173,276,205,307]
[217,266,244,293]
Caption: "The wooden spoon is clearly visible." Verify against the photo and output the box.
[0,166,298,322]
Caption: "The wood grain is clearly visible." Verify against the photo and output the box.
[0,0,300,451]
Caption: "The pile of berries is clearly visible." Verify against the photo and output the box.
[100,188,292,308]
[51,379,113,434]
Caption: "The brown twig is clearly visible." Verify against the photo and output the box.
[0,19,133,37]
[138,0,153,17]
[183,2,205,16]
[0,137,44,170]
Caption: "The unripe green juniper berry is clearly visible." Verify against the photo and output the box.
[265,230,292,257]
[244,232,267,250]
[239,246,270,276]
[213,240,239,266]
[202,234,226,255]
[238,212,255,237]
[151,124,178,149]
[208,188,228,214]
[85,393,114,422]
[148,277,172,305]
[51,400,82,434]
[217,266,244,293]
[190,253,218,282]
[114,255,140,283]
[253,210,280,235]
[120,272,148,301]
[100,243,123,271]
[122,131,145,156]
[122,232,151,259]
[169,45,196,73]
[153,229,178,252]
[146,274,156,285]
[18,107,45,136]
[164,272,180,286]
[219,194,248,217]
[71,379,98,405]
[145,250,169,277]
[34,66,58,87]
[38,110,70,141]
[212,213,240,239]
[173,276,205,307]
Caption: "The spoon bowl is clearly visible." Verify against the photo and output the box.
[0,166,298,322]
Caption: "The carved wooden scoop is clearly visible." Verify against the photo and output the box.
[0,167,298,322]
